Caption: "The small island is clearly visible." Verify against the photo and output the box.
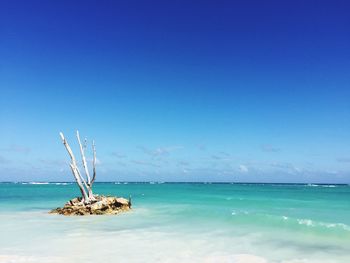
[50,131,131,216]
[50,195,131,216]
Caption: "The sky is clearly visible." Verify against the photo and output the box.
[0,0,349,183]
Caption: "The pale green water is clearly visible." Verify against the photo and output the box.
[0,182,349,263]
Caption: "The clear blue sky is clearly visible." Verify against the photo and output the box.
[1,0,349,183]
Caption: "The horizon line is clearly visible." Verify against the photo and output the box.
[1,181,349,185]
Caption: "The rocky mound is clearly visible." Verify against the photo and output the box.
[50,195,131,216]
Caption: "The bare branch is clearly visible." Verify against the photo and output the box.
[76,130,91,185]
[60,131,97,203]
[60,131,89,202]
[60,132,78,167]
[69,163,88,202]
[83,138,87,150]
[91,140,97,185]
[76,165,89,191]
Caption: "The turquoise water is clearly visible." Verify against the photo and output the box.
[0,182,349,263]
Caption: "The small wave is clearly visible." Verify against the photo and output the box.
[297,219,313,226]
[231,210,250,216]
[21,182,73,185]
[307,184,338,188]
[297,219,350,231]
[231,212,350,232]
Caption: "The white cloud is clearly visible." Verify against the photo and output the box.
[131,160,160,167]
[337,157,350,163]
[111,152,127,158]
[239,165,249,173]
[270,162,304,174]
[177,160,190,166]
[261,144,280,153]
[211,152,232,161]
[39,159,65,166]
[0,144,31,154]
[138,146,183,157]
[86,158,101,165]
[197,144,207,151]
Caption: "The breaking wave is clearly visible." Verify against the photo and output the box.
[306,184,338,188]
[21,182,71,185]
[230,211,350,232]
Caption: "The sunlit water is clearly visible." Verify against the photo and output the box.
[0,182,349,263]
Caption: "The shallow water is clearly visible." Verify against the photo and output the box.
[0,182,349,262]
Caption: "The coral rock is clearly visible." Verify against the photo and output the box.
[49,195,131,216]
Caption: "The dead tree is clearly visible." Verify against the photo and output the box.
[59,131,97,204]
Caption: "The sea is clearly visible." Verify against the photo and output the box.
[0,182,349,263]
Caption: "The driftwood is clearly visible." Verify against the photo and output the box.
[56,131,131,215]
[59,131,97,204]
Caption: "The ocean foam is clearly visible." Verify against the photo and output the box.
[307,184,337,188]
[297,218,350,231]
[307,184,319,187]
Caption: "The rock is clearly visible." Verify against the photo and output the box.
[116,197,129,205]
[49,195,131,216]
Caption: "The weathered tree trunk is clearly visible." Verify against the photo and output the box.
[59,131,97,204]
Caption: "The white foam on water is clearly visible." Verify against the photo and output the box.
[231,210,250,216]
[296,218,350,231]
[306,184,338,188]
[297,219,313,226]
